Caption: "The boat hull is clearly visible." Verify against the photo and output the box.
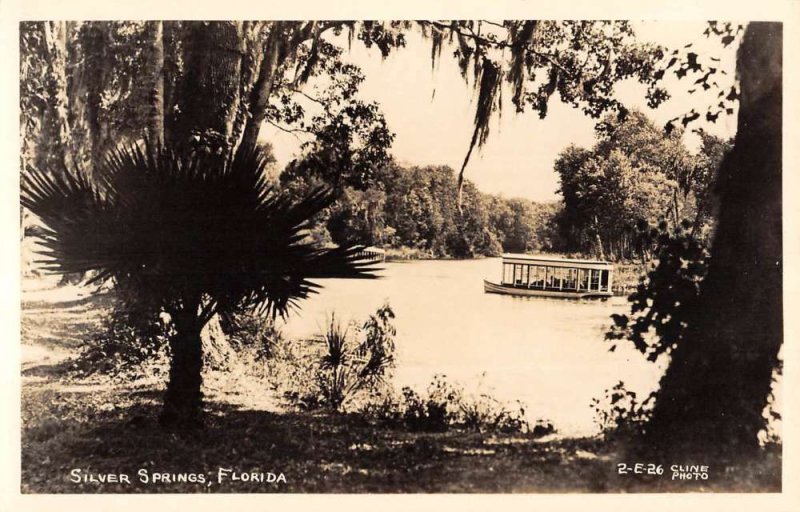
[483,279,612,299]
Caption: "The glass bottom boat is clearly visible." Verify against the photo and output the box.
[484,254,614,299]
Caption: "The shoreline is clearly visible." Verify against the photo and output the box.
[380,248,649,291]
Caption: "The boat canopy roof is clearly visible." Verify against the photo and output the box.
[502,253,613,270]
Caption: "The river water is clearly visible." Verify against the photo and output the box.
[278,258,665,437]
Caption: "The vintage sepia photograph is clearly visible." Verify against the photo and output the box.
[5,1,795,504]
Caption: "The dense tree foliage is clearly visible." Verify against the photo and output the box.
[607,221,710,362]
[554,110,731,261]
[18,21,404,185]
[19,20,675,262]
[282,158,561,258]
[486,197,562,254]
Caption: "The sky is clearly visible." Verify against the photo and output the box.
[260,21,740,202]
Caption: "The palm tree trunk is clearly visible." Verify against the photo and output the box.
[160,298,204,429]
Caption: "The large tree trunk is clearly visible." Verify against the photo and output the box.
[644,22,782,457]
[82,22,113,172]
[239,21,287,151]
[39,21,73,172]
[145,21,165,145]
[166,21,245,156]
[162,21,185,144]
[229,21,268,149]
[239,21,318,150]
[41,21,84,285]
[64,21,92,172]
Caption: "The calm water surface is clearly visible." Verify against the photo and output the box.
[278,258,665,437]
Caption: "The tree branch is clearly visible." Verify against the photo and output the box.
[265,119,312,138]
[289,87,325,105]
[417,20,579,79]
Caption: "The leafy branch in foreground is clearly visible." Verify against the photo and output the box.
[21,141,378,429]
[606,221,709,362]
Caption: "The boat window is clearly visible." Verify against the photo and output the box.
[499,260,611,294]
[578,269,588,290]
[551,267,564,290]
[564,268,578,290]
[591,269,601,290]
[503,263,514,285]
[530,265,545,288]
[544,267,554,289]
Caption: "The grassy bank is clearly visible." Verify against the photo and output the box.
[20,281,779,493]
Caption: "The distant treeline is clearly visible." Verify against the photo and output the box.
[280,161,561,258]
[277,109,731,262]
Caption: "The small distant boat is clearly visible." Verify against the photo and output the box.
[484,253,614,299]
[356,246,386,263]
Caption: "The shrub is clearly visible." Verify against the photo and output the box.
[362,374,553,436]
[316,304,396,410]
[269,304,397,411]
[72,306,170,379]
[590,381,655,440]
[267,340,325,410]
[400,376,461,432]
[223,311,284,361]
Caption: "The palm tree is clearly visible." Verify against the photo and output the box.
[21,142,377,429]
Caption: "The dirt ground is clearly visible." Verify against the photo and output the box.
[19,279,781,493]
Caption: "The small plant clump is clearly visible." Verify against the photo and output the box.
[316,304,397,410]
[223,310,285,362]
[590,380,655,441]
[360,374,555,436]
[258,303,397,412]
[70,306,170,380]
